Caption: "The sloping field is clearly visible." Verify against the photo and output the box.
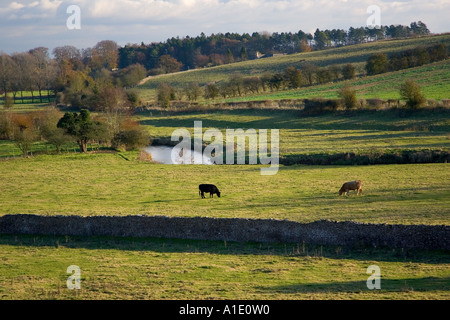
[136,33,450,101]
[228,59,450,101]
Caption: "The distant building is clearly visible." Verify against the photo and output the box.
[256,51,286,59]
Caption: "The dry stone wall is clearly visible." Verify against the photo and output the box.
[0,214,448,250]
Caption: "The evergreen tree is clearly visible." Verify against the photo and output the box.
[57,109,107,152]
[240,46,248,61]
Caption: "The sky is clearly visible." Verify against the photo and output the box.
[0,0,449,54]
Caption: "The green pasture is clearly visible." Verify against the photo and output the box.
[1,91,55,105]
[2,109,449,159]
[228,59,450,101]
[136,108,450,157]
[1,109,448,224]
[0,102,54,113]
[1,102,449,300]
[0,235,448,300]
[0,152,449,225]
[136,34,450,101]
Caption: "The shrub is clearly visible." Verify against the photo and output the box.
[4,95,14,109]
[204,83,219,100]
[11,113,36,157]
[366,99,385,110]
[399,79,426,109]
[302,98,341,115]
[0,110,14,139]
[366,53,388,75]
[112,128,151,151]
[157,83,175,108]
[138,149,153,162]
[342,64,356,80]
[338,84,358,110]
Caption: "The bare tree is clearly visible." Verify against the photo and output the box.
[302,63,318,85]
[11,113,37,157]
[29,47,51,103]
[0,54,15,105]
[53,45,82,64]
[184,83,201,102]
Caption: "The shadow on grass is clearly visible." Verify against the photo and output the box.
[0,234,448,265]
[138,108,450,132]
[141,198,203,204]
[256,276,450,294]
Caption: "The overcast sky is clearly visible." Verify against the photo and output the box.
[1,0,449,54]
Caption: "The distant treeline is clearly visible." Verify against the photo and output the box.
[119,21,431,72]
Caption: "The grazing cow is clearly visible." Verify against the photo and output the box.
[339,180,362,196]
[199,184,221,198]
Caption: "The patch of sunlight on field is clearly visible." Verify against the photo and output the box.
[0,235,448,300]
[0,153,449,225]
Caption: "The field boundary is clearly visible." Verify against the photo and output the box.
[0,214,448,250]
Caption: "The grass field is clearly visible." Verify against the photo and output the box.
[1,135,449,300]
[136,108,450,157]
[0,235,449,300]
[0,152,449,225]
[0,102,55,113]
[227,59,450,101]
[136,34,450,102]
[1,65,449,300]
[2,109,448,159]
[1,109,449,225]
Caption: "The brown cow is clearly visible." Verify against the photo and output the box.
[339,180,362,196]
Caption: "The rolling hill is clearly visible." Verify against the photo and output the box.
[136,33,450,102]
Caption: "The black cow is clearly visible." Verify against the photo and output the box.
[199,184,221,198]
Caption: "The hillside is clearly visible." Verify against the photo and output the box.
[136,33,450,102]
[228,59,450,101]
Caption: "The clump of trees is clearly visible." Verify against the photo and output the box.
[0,105,151,156]
[157,83,176,108]
[366,43,449,76]
[0,39,155,155]
[0,41,147,109]
[0,107,74,157]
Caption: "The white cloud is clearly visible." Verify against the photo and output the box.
[0,0,62,19]
[9,2,25,9]
[39,0,62,10]
[0,0,449,53]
